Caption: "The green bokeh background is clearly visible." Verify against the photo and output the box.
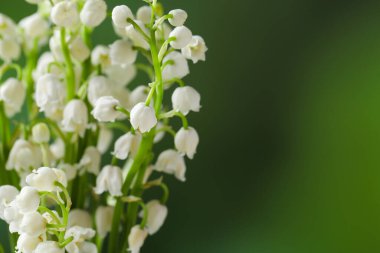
[1,0,380,252]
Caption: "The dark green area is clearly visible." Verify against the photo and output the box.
[1,0,380,252]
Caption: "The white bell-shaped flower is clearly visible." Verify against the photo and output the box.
[50,138,65,160]
[51,1,80,28]
[128,225,148,253]
[65,226,96,253]
[26,167,67,192]
[3,205,23,233]
[17,233,42,253]
[104,64,136,87]
[70,36,90,62]
[79,146,101,175]
[125,20,149,49]
[94,165,123,196]
[162,51,189,81]
[87,75,113,106]
[68,209,92,228]
[32,123,50,144]
[175,127,199,159]
[0,185,19,220]
[155,149,186,181]
[141,200,168,235]
[137,6,152,24]
[97,125,113,154]
[109,39,137,65]
[130,102,157,133]
[169,26,192,49]
[12,186,40,214]
[0,78,26,117]
[171,86,201,115]
[91,96,121,122]
[0,38,20,62]
[129,86,148,108]
[6,139,42,172]
[91,45,111,67]
[35,241,64,253]
[112,132,141,160]
[20,211,46,237]
[95,206,114,238]
[80,0,107,28]
[182,35,208,63]
[33,52,63,82]
[112,5,134,28]
[61,99,88,137]
[168,9,188,27]
[19,13,49,39]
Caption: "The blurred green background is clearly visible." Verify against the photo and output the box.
[2,0,380,252]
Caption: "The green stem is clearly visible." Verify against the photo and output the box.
[60,28,76,101]
[150,30,164,114]
[127,18,150,42]
[139,202,148,229]
[23,38,39,120]
[159,183,169,204]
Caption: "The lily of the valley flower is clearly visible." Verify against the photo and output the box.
[20,211,46,237]
[94,165,123,196]
[172,86,201,115]
[130,103,157,133]
[80,0,107,28]
[32,123,50,144]
[155,149,186,182]
[68,209,92,228]
[112,5,134,28]
[175,127,199,159]
[168,9,188,27]
[0,185,19,220]
[61,99,88,137]
[17,233,42,253]
[141,200,168,235]
[95,206,114,238]
[182,35,208,63]
[12,186,40,214]
[79,146,101,175]
[26,167,67,192]
[34,241,64,253]
[0,78,26,117]
[169,26,193,49]
[50,1,80,28]
[92,96,121,122]
[128,225,148,253]
[109,39,137,65]
[112,132,141,160]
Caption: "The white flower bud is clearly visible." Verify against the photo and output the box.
[169,26,192,49]
[0,38,20,62]
[19,14,49,39]
[168,9,188,27]
[87,75,113,106]
[70,36,90,62]
[4,205,23,233]
[109,39,137,65]
[61,99,88,137]
[0,185,19,220]
[80,0,107,28]
[6,139,42,172]
[129,86,148,108]
[125,20,149,49]
[50,138,65,160]
[65,226,97,253]
[0,78,26,117]
[51,1,80,28]
[91,45,111,67]
[32,123,50,144]
[128,225,148,253]
[162,51,189,81]
[112,5,134,28]
[92,96,121,122]
[155,149,186,182]
[130,103,157,133]
[79,146,101,175]
[20,211,46,237]
[141,200,168,235]
[137,6,152,24]
[26,167,67,192]
[104,64,136,87]
[112,132,141,160]
[97,125,113,154]
[12,186,40,214]
[155,23,172,41]
[35,241,64,253]
[33,52,62,81]
[68,209,92,228]
[58,163,77,181]
[17,233,42,253]
[95,206,114,238]
[171,86,201,115]
[175,127,199,159]
[94,165,123,196]
[182,35,208,63]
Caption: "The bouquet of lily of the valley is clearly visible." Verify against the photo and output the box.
[0,0,207,252]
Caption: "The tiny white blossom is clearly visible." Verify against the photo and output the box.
[0,185,19,220]
[79,146,101,175]
[171,86,201,115]
[128,225,148,253]
[51,1,80,28]
[125,20,149,49]
[97,125,113,154]
[16,233,42,253]
[182,35,208,63]
[68,209,92,228]
[3,205,23,233]
[91,45,111,67]
[162,51,189,81]
[112,5,134,28]
[59,163,77,181]
[110,39,137,65]
[155,149,186,181]
[169,26,192,49]
[6,139,42,172]
[0,38,20,62]
[130,103,157,133]
[65,226,96,253]
[94,165,123,196]
[137,6,152,24]
[141,200,168,235]
[26,167,67,192]
[112,132,141,160]
[50,138,65,160]
[129,86,148,108]
[19,14,49,39]
[175,127,199,159]
[33,52,63,81]
[61,99,88,137]
[168,9,188,27]
[20,211,46,237]
[87,75,113,106]
[12,186,40,214]
[0,78,26,117]
[95,206,114,238]
[104,64,136,87]
[70,36,90,62]
[32,123,50,144]
[80,0,107,28]
[92,96,121,122]
[35,241,64,253]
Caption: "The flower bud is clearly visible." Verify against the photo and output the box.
[20,211,46,237]
[80,0,107,28]
[171,86,201,115]
[175,127,199,159]
[109,39,137,65]
[32,123,50,144]
[155,149,186,182]
[70,36,90,62]
[95,206,114,238]
[51,1,80,28]
[130,102,157,133]
[65,226,96,253]
[4,205,23,233]
[6,139,42,172]
[91,96,121,122]
[0,185,19,220]
[79,146,101,175]
[162,51,189,81]
[91,45,111,67]
[0,78,26,117]
[182,35,208,63]
[169,26,192,49]
[35,241,64,253]
[104,64,136,87]
[17,233,42,253]
[112,132,141,160]
[125,20,149,49]
[87,75,113,106]
[26,167,67,192]
[128,225,148,253]
[142,200,168,235]
[12,186,40,214]
[0,38,20,62]
[94,165,123,196]
[68,209,92,228]
[19,14,49,39]
[61,99,88,137]
[112,5,134,28]
[168,9,188,27]
[137,6,152,24]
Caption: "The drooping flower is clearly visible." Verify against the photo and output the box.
[169,26,192,49]
[162,51,189,81]
[11,186,40,214]
[16,233,42,253]
[68,209,92,228]
[171,86,201,115]
[155,149,186,182]
[94,165,123,196]
[168,9,188,27]
[0,185,19,220]
[6,139,42,172]
[112,5,134,28]
[112,132,141,160]
[79,146,101,175]
[109,39,137,65]
[95,206,114,238]
[32,123,50,144]
[34,241,64,253]
[0,78,26,117]
[20,211,47,237]
[182,35,208,63]
[130,103,157,133]
[91,96,121,123]
[128,225,148,253]
[50,1,80,28]
[175,127,199,159]
[61,99,88,137]
[26,167,67,192]
[80,0,107,28]
[141,200,168,235]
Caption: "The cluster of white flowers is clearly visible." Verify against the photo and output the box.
[0,0,206,252]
